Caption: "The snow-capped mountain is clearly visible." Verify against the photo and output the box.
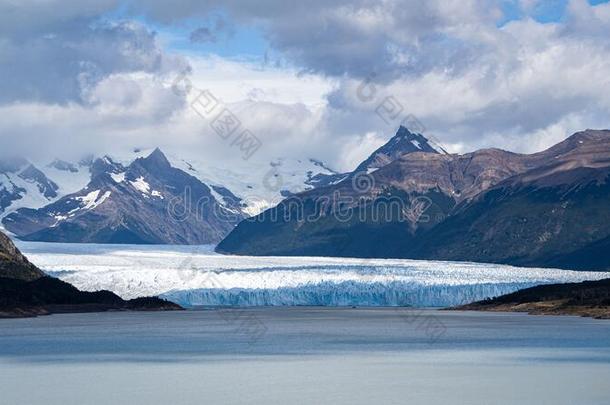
[0,157,90,222]
[158,153,341,215]
[1,147,340,244]
[3,149,246,243]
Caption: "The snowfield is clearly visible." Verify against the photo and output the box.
[17,241,610,307]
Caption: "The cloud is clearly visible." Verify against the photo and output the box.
[128,0,504,79]
[0,1,188,105]
[1,0,610,176]
[190,15,234,43]
[125,0,610,155]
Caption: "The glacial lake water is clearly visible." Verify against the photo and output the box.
[1,308,609,405]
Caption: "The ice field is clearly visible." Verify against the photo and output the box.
[17,241,610,307]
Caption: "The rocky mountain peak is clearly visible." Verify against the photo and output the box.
[389,126,440,154]
[354,126,440,173]
[90,156,125,178]
[139,148,171,170]
[18,164,59,199]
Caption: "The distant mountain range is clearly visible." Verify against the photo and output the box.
[1,148,338,244]
[218,127,610,271]
[3,149,246,244]
[3,126,610,271]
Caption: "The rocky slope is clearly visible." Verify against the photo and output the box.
[0,276,182,318]
[0,231,44,281]
[217,128,610,271]
[0,230,182,318]
[410,130,610,269]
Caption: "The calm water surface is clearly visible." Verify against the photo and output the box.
[1,308,609,404]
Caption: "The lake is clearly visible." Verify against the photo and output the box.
[1,308,609,405]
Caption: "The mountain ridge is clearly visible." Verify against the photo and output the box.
[217,128,610,271]
[3,149,246,244]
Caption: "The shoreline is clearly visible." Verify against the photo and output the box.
[456,278,610,319]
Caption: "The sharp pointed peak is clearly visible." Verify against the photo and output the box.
[147,147,168,159]
[140,147,171,168]
[394,125,426,140]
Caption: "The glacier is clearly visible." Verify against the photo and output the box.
[16,241,610,308]
[161,281,542,308]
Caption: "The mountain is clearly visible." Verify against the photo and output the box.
[354,125,443,173]
[0,230,182,318]
[458,278,610,319]
[0,156,91,221]
[0,230,44,281]
[0,157,58,214]
[216,126,530,257]
[410,130,610,269]
[217,128,610,271]
[0,148,338,244]
[167,154,342,215]
[3,149,245,244]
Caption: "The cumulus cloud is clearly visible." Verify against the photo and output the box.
[0,0,609,174]
[0,0,188,105]
[121,0,610,160]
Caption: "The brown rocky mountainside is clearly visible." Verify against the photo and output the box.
[217,128,610,271]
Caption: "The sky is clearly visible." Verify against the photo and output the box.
[1,0,610,171]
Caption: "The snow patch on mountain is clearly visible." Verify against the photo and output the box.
[1,172,54,216]
[1,157,91,219]
[102,148,340,216]
[125,176,162,199]
[145,152,339,215]
[110,172,126,183]
[75,190,111,210]
[130,176,150,193]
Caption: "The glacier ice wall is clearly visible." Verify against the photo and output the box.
[16,241,610,308]
[162,281,541,308]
